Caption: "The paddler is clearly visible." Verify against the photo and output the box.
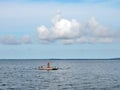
[47,61,50,68]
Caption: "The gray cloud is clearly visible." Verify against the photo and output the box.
[37,11,116,44]
[0,35,31,45]
[0,35,20,45]
[21,35,31,44]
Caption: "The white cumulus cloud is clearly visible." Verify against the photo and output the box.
[37,11,116,44]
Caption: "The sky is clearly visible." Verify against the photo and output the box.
[0,0,120,59]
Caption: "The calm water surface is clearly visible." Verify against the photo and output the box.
[0,60,120,90]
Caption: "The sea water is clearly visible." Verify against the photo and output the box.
[0,60,120,90]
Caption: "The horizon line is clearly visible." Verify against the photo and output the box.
[0,57,120,60]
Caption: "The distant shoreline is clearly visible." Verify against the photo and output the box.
[0,58,120,60]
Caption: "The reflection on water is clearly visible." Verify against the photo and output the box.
[0,60,120,90]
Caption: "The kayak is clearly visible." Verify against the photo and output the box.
[38,62,58,70]
[38,67,58,70]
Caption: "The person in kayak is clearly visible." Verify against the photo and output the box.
[38,61,58,70]
[47,62,50,68]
